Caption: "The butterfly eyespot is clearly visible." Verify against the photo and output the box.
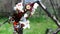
[26,5,31,10]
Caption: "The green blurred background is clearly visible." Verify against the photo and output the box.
[0,0,60,34]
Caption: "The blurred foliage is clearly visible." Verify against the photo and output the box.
[0,0,60,34]
[0,15,58,34]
